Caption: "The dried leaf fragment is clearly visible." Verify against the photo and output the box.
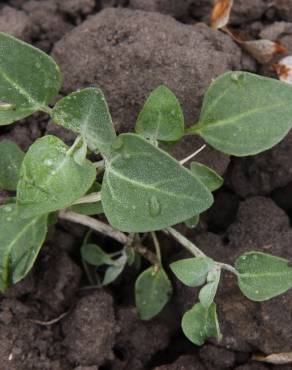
[253,352,292,365]
[243,40,287,64]
[211,0,234,29]
[274,56,292,84]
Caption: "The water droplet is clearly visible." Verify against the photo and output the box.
[132,205,137,210]
[148,196,161,217]
[51,170,56,176]
[111,137,123,150]
[4,206,12,213]
[35,62,41,69]
[6,216,12,222]
[255,290,259,294]
[44,159,53,167]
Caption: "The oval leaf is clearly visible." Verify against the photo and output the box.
[0,32,61,125]
[190,162,223,192]
[236,251,292,301]
[170,257,215,287]
[0,139,24,190]
[190,72,292,156]
[81,243,113,267]
[199,269,221,308]
[135,267,173,320]
[135,85,184,142]
[53,88,116,156]
[102,253,127,286]
[0,203,47,291]
[102,133,213,232]
[182,303,222,346]
[17,135,96,218]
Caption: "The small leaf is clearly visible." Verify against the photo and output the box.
[0,32,61,125]
[170,257,215,287]
[199,269,221,308]
[211,0,233,29]
[17,135,96,218]
[135,85,184,141]
[102,254,127,285]
[0,203,47,291]
[235,251,292,301]
[190,162,223,192]
[53,88,116,156]
[185,214,200,229]
[125,247,136,266]
[274,56,292,84]
[102,133,213,232]
[0,139,24,190]
[81,243,113,267]
[135,267,173,320]
[182,303,222,345]
[73,138,88,166]
[189,72,292,156]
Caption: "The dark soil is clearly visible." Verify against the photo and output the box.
[1,1,292,369]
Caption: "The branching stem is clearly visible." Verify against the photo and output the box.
[72,192,101,205]
[58,211,159,267]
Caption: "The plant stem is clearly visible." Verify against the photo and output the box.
[180,144,206,165]
[40,106,53,115]
[164,227,239,276]
[151,232,162,265]
[66,136,82,157]
[164,227,206,257]
[58,211,159,267]
[72,192,101,205]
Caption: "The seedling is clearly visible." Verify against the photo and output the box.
[1,32,292,345]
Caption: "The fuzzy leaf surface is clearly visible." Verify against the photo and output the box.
[135,266,173,320]
[0,32,61,125]
[236,251,292,301]
[190,162,223,192]
[191,72,292,156]
[17,135,96,218]
[0,203,47,291]
[0,139,24,190]
[53,88,116,156]
[135,85,184,141]
[182,303,222,345]
[102,134,213,232]
[170,257,215,287]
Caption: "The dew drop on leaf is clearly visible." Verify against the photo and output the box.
[3,206,12,213]
[44,159,53,166]
[148,196,161,217]
[6,216,12,222]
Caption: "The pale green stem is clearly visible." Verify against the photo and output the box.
[40,106,53,115]
[151,231,162,265]
[180,144,206,165]
[72,192,101,205]
[66,136,82,157]
[164,227,206,257]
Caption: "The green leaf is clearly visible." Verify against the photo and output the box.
[184,215,200,229]
[81,243,113,267]
[17,135,96,218]
[135,85,184,141]
[190,162,223,192]
[182,303,222,346]
[102,254,127,285]
[0,32,61,125]
[0,203,47,291]
[125,247,136,266]
[52,88,116,156]
[170,257,215,287]
[135,267,173,320]
[199,269,221,308]
[235,251,292,301]
[0,139,24,190]
[69,201,103,216]
[102,134,213,232]
[190,72,292,156]
[73,137,88,166]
